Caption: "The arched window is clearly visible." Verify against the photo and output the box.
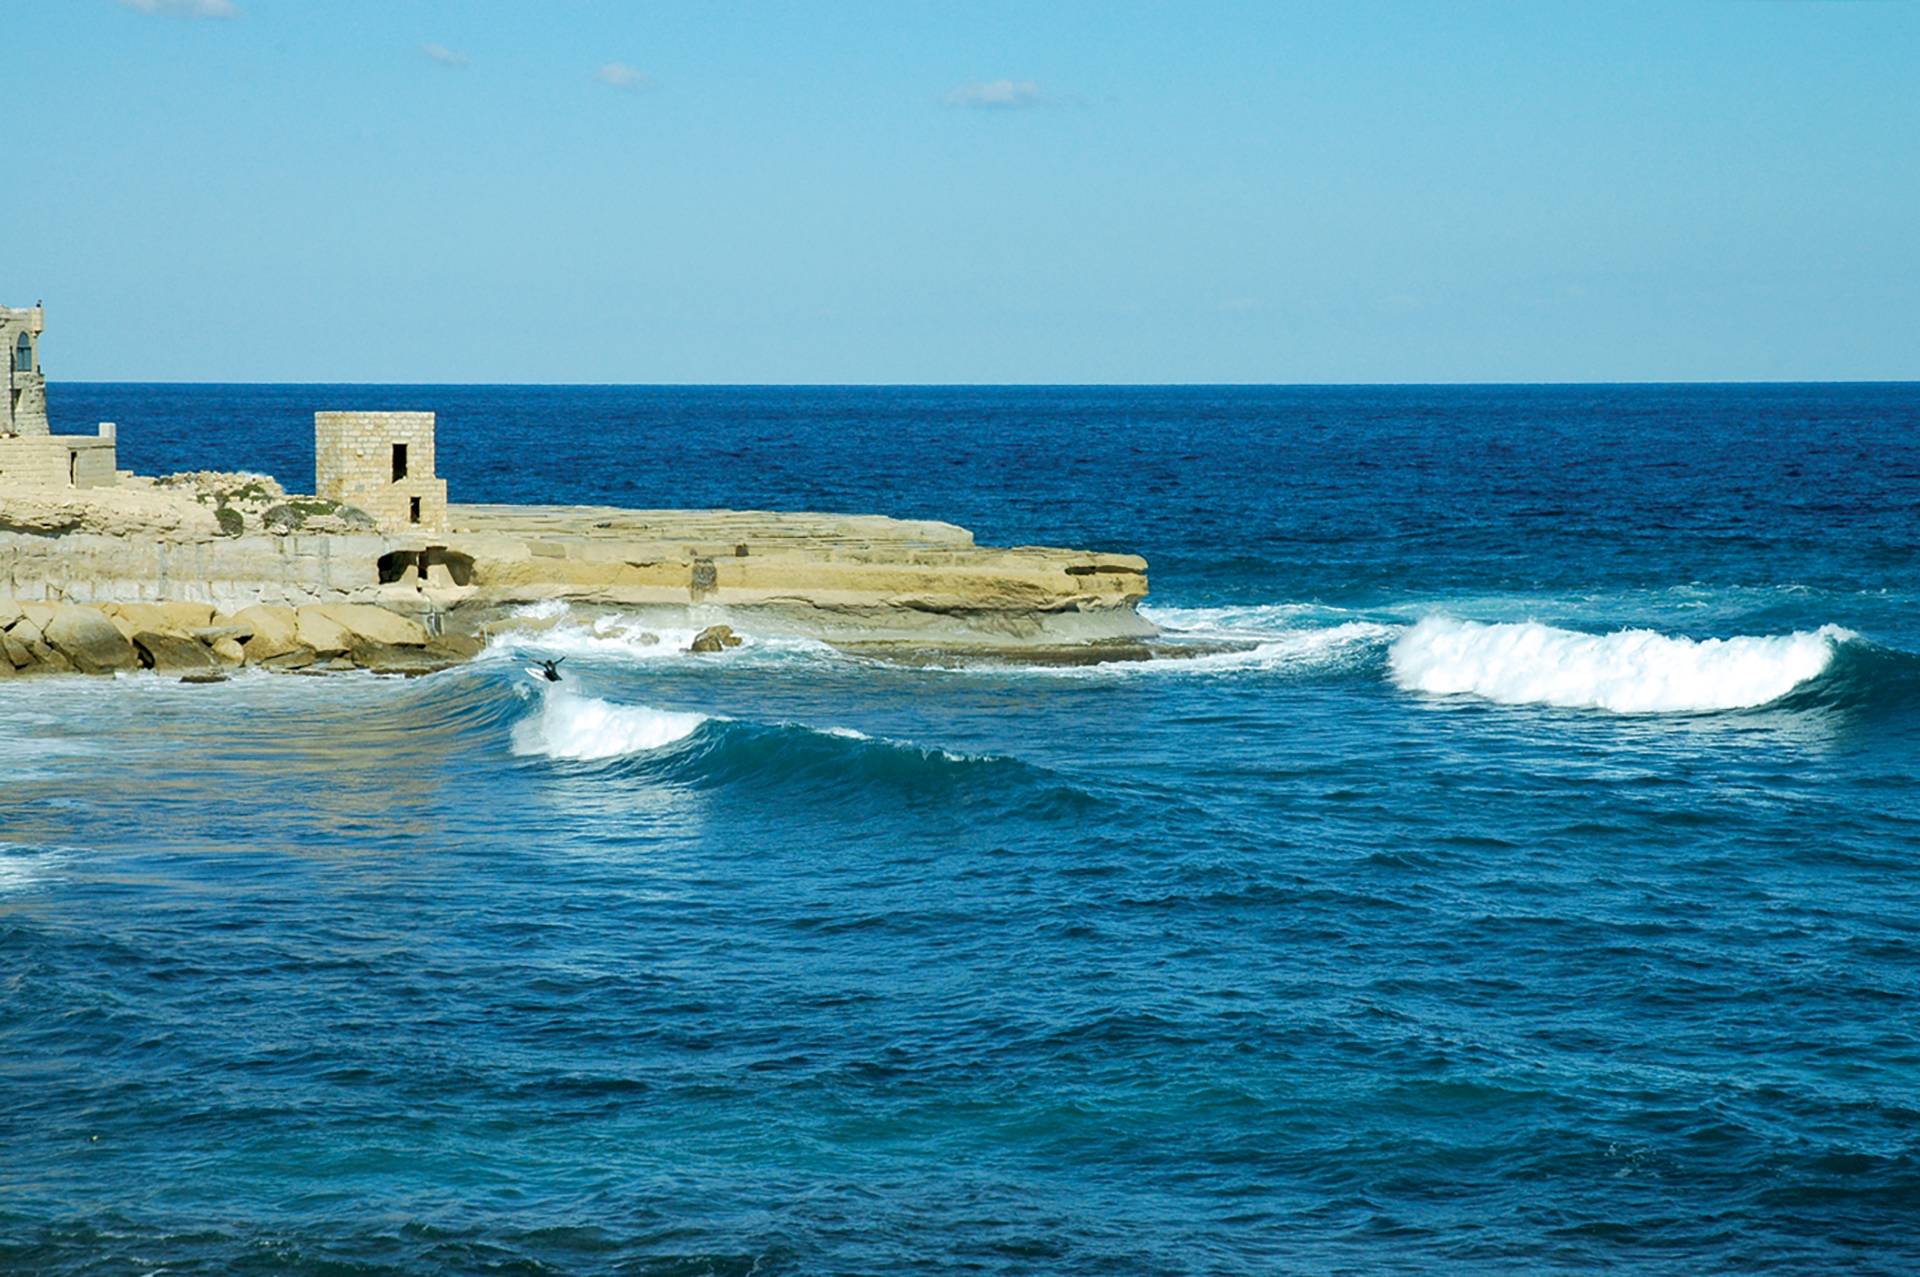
[14,332,30,374]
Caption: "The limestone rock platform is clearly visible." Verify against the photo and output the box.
[0,480,1152,658]
[438,503,1152,647]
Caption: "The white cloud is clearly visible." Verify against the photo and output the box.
[117,0,237,16]
[944,79,1044,110]
[594,62,653,92]
[421,42,471,69]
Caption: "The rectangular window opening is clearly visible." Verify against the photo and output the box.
[392,443,409,481]
[409,496,422,524]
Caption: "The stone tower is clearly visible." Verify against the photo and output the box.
[0,304,117,488]
[314,411,449,532]
[2,304,49,437]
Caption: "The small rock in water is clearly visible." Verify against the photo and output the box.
[179,672,229,685]
[689,624,741,653]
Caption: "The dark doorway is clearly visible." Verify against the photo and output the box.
[409,496,422,524]
[392,443,409,481]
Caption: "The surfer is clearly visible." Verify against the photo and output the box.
[530,657,564,683]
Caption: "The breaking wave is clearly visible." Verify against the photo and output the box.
[503,685,1100,816]
[1388,616,1855,713]
[510,689,709,761]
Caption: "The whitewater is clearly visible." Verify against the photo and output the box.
[1386,616,1854,713]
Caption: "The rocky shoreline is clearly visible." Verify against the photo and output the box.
[0,594,1201,682]
[0,466,1155,680]
[0,599,488,681]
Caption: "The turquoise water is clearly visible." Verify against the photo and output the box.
[5,384,1919,1274]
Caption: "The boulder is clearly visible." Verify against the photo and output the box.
[43,605,138,673]
[9,617,46,649]
[294,607,354,657]
[259,646,318,670]
[209,636,247,665]
[351,641,454,676]
[9,619,70,672]
[1,631,33,669]
[30,641,72,673]
[0,599,24,630]
[235,605,300,662]
[424,632,485,662]
[133,631,221,673]
[180,672,230,685]
[107,602,218,636]
[311,603,429,647]
[689,624,742,653]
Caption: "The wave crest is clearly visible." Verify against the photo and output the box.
[511,689,708,761]
[1388,617,1852,713]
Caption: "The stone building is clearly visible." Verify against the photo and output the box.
[315,411,448,532]
[0,303,117,488]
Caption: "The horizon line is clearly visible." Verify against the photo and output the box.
[45,378,1920,390]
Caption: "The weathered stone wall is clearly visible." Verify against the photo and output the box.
[0,437,67,486]
[315,411,448,532]
[69,437,117,488]
[2,305,49,437]
[0,434,116,489]
[0,529,394,609]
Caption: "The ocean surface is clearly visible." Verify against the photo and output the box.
[5,383,1919,1275]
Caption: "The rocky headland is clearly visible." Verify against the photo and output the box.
[0,470,1152,679]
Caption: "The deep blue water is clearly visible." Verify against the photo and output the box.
[5,384,1919,1274]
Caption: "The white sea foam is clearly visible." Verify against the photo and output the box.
[510,599,572,621]
[1155,620,1393,674]
[1139,602,1334,636]
[511,689,708,760]
[485,613,835,667]
[1388,616,1852,713]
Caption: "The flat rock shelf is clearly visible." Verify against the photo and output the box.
[0,482,1154,675]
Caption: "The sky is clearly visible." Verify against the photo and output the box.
[4,0,1917,383]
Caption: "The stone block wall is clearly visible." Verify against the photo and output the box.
[2,305,49,437]
[0,434,117,489]
[314,411,449,532]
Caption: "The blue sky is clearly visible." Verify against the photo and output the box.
[6,0,1917,382]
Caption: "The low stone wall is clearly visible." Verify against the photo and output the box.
[0,530,394,609]
[0,435,117,489]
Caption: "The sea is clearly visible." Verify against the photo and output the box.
[4,383,1918,1275]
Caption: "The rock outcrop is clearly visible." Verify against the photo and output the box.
[41,605,139,673]
[133,631,222,673]
[689,624,743,653]
[0,600,464,679]
[0,481,1154,664]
